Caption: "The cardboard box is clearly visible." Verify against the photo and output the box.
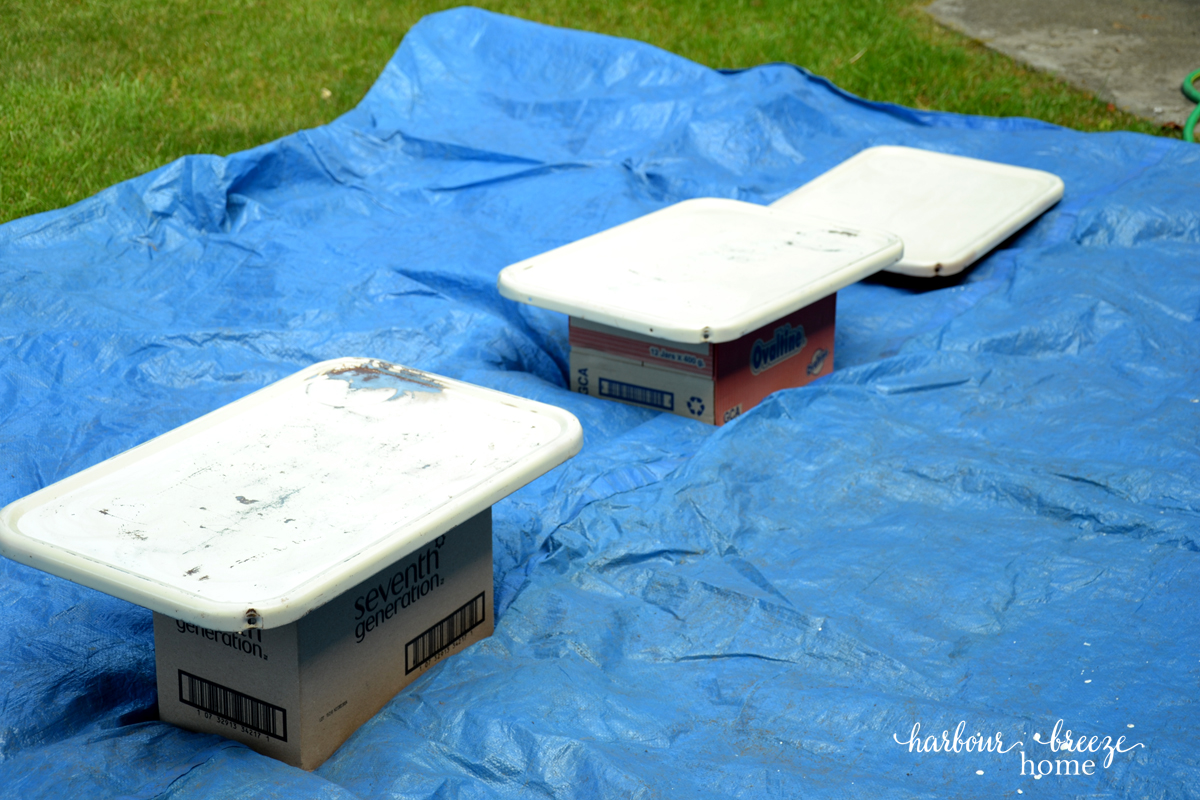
[568,294,836,425]
[0,359,582,770]
[154,508,494,770]
[497,198,900,422]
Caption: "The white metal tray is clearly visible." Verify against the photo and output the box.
[771,146,1064,277]
[497,198,902,344]
[0,358,583,630]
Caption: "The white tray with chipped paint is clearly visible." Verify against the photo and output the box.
[771,146,1064,278]
[497,197,903,344]
[0,358,582,630]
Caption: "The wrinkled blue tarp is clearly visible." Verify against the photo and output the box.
[2,8,1199,798]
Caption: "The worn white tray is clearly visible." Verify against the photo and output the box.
[0,359,582,630]
[771,146,1064,277]
[497,198,902,344]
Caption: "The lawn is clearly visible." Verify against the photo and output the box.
[0,0,1173,224]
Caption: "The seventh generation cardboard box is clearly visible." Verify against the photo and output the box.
[0,358,582,769]
[153,508,492,768]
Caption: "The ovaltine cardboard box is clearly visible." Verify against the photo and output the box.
[497,198,903,425]
[0,359,582,771]
[154,509,493,770]
[568,294,835,425]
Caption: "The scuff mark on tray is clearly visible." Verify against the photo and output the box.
[321,360,443,399]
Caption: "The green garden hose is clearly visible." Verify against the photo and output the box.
[1184,68,1200,143]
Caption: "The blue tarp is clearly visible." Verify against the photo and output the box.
[2,8,1198,798]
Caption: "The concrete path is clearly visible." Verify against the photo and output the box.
[925,0,1199,126]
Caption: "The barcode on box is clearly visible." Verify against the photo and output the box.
[406,592,485,674]
[178,670,288,741]
[598,378,674,411]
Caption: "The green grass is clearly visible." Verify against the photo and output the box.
[0,0,1175,224]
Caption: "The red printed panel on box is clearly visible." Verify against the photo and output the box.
[569,325,714,377]
[712,293,836,425]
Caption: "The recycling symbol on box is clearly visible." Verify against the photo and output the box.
[687,396,705,416]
